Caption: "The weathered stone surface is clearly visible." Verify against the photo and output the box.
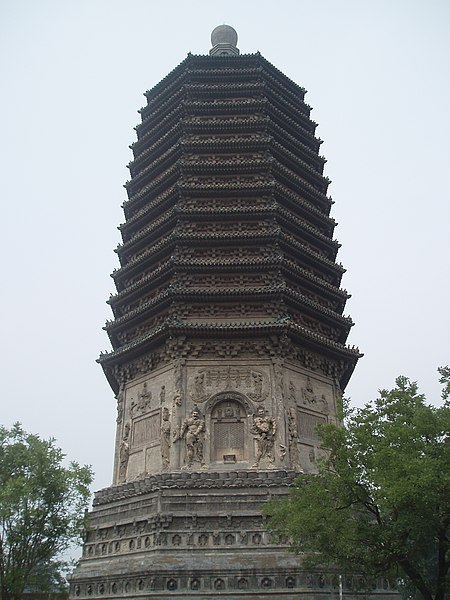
[69,27,379,600]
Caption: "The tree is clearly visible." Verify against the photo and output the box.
[0,423,93,600]
[266,368,450,600]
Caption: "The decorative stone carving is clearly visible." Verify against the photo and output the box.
[251,407,276,467]
[174,407,205,468]
[159,385,166,404]
[160,408,171,471]
[130,382,152,417]
[191,366,268,403]
[301,376,317,405]
[118,440,129,483]
[288,408,300,468]
[116,383,125,424]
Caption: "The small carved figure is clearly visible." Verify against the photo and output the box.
[302,377,317,405]
[160,385,166,404]
[288,380,296,402]
[193,371,206,402]
[160,407,171,470]
[118,440,129,483]
[174,407,205,468]
[173,393,182,407]
[319,394,329,413]
[251,407,276,467]
[115,383,125,424]
[288,408,300,467]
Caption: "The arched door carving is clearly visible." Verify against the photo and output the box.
[210,399,247,463]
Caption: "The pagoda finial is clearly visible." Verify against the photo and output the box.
[210,24,239,56]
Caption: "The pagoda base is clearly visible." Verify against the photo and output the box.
[69,470,397,599]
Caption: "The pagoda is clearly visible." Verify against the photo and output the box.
[69,26,390,600]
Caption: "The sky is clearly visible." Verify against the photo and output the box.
[1,0,449,497]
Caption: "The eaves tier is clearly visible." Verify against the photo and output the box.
[99,53,361,392]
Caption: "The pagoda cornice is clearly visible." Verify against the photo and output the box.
[108,258,174,306]
[280,257,350,302]
[176,197,276,218]
[272,162,331,209]
[267,103,321,153]
[120,185,178,236]
[105,285,286,333]
[182,114,267,133]
[264,87,315,132]
[275,205,339,251]
[279,231,345,276]
[129,128,181,177]
[112,225,279,284]
[179,154,270,175]
[177,178,275,196]
[184,81,265,98]
[135,103,184,144]
[98,316,360,369]
[267,120,326,171]
[115,208,177,258]
[183,97,268,116]
[281,287,353,328]
[125,146,181,195]
[108,253,280,308]
[130,120,182,160]
[272,140,328,185]
[180,133,272,152]
[138,85,186,126]
[111,235,175,284]
[124,163,180,209]
[273,183,334,227]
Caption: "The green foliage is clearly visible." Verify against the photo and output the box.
[266,369,450,600]
[0,423,93,600]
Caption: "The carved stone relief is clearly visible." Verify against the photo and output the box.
[160,408,171,471]
[174,407,205,468]
[287,407,300,468]
[211,400,246,463]
[130,382,152,417]
[190,366,268,403]
[250,407,276,467]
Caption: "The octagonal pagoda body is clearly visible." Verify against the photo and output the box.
[69,35,395,600]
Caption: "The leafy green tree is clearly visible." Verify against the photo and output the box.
[0,423,92,600]
[266,368,450,600]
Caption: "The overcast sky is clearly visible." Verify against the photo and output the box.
[1,0,449,496]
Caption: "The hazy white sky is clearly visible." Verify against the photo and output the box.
[1,0,449,494]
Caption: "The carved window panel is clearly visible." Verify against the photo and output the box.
[211,400,246,462]
[296,408,326,441]
[132,409,161,448]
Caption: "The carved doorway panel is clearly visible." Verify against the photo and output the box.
[211,400,247,463]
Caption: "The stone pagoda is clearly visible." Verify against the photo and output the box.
[69,25,383,600]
